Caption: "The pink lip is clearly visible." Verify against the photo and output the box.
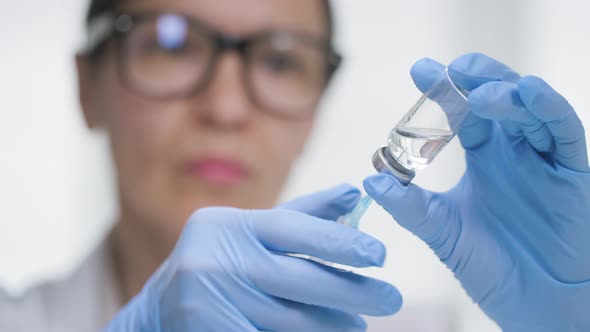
[185,157,247,186]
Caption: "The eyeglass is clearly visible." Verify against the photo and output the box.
[81,11,343,119]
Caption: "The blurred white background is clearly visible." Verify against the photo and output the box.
[1,1,589,331]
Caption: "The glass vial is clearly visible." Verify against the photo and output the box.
[372,68,470,185]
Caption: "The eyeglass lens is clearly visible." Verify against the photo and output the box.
[119,13,332,117]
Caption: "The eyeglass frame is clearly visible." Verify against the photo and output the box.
[80,10,343,119]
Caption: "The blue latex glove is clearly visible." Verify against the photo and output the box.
[364,53,590,332]
[104,184,401,332]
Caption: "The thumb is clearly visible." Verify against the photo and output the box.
[276,184,361,221]
[363,174,451,245]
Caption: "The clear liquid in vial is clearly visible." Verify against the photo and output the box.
[388,127,454,170]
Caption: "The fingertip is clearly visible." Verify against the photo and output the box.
[363,173,401,199]
[333,183,361,196]
[448,53,491,90]
[517,75,551,109]
[410,57,445,93]
[450,52,489,71]
[518,74,546,89]
[448,52,520,91]
[467,81,521,121]
[376,283,403,316]
[352,316,368,331]
[363,236,387,267]
[322,184,362,215]
[412,57,444,71]
[466,81,489,110]
[388,287,404,315]
[345,231,388,268]
[335,184,362,213]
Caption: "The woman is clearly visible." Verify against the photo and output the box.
[2,0,590,331]
[3,0,400,330]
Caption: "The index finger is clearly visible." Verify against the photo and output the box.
[448,52,521,90]
[252,254,402,316]
[247,209,386,268]
[275,184,360,221]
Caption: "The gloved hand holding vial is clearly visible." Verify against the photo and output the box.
[365,53,590,332]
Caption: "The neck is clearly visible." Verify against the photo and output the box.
[109,213,176,304]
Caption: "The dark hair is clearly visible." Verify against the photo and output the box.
[86,0,334,40]
[86,0,334,39]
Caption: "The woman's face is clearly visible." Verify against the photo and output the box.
[77,0,330,238]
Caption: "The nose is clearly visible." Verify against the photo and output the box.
[192,52,252,128]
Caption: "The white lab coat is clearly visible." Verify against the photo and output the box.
[0,240,457,331]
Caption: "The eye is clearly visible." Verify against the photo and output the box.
[159,38,188,53]
[157,35,207,58]
[262,52,302,73]
[133,37,183,56]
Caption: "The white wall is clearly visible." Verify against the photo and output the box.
[1,1,589,331]
[0,0,112,288]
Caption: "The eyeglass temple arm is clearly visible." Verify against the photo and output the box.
[79,12,117,55]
